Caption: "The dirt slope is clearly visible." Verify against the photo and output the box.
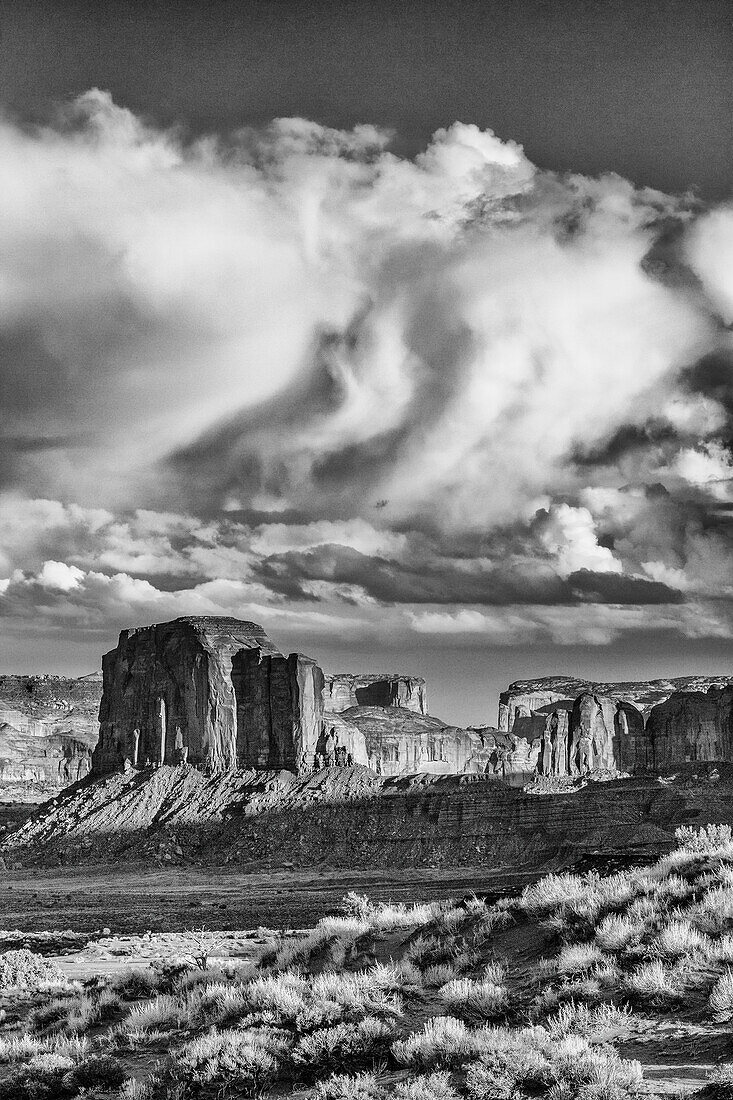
[4,761,732,874]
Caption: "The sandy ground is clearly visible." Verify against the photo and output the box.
[0,862,537,935]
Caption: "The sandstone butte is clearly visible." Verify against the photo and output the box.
[1,615,733,803]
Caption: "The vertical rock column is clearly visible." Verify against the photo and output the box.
[232,649,324,772]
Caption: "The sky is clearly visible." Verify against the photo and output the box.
[0,0,731,726]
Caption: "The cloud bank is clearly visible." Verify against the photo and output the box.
[0,91,732,667]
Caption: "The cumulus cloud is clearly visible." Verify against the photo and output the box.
[0,93,732,662]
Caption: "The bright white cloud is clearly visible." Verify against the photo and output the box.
[37,560,85,591]
[0,98,731,662]
[539,504,622,576]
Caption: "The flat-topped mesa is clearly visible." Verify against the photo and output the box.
[324,674,427,715]
[498,674,733,776]
[92,616,323,776]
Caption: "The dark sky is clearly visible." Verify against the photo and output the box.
[2,0,731,197]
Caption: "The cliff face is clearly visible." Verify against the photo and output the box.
[324,674,427,715]
[232,649,324,771]
[92,616,321,775]
[0,675,98,795]
[499,675,733,776]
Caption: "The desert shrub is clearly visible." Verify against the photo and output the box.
[593,961,622,989]
[97,988,123,1021]
[274,920,366,971]
[521,874,588,915]
[26,1053,74,1075]
[711,935,733,964]
[68,1055,127,1090]
[112,968,159,999]
[556,944,605,975]
[595,914,643,952]
[688,886,733,935]
[675,824,733,853]
[709,970,733,1021]
[545,1002,632,1041]
[292,1016,395,1075]
[392,1016,479,1070]
[244,972,309,1019]
[315,1070,386,1100]
[0,950,71,994]
[188,979,250,1026]
[405,933,459,968]
[63,994,100,1034]
[171,1026,284,1089]
[341,893,374,920]
[368,961,421,994]
[624,960,682,1007]
[175,962,250,993]
[0,1033,89,1066]
[438,977,508,1019]
[394,1070,460,1100]
[625,896,661,926]
[123,994,183,1032]
[648,873,694,902]
[150,957,193,989]
[310,972,403,1019]
[654,920,706,959]
[29,997,77,1034]
[0,1052,124,1100]
[422,963,459,988]
[118,1077,160,1100]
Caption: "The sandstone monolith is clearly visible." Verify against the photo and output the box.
[92,616,322,775]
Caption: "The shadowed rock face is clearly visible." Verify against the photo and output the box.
[0,675,98,794]
[499,676,733,776]
[232,649,324,771]
[92,616,320,775]
[324,674,427,714]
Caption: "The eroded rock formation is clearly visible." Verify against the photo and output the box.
[92,616,322,775]
[232,649,324,771]
[335,707,503,777]
[0,675,97,797]
[324,674,427,714]
[499,675,733,777]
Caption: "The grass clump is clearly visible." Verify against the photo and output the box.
[709,970,733,1021]
[556,943,605,975]
[438,977,508,1019]
[624,959,682,1007]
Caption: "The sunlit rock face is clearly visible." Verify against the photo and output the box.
[0,675,97,795]
[337,707,504,777]
[324,674,427,715]
[92,616,321,775]
[499,675,733,775]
